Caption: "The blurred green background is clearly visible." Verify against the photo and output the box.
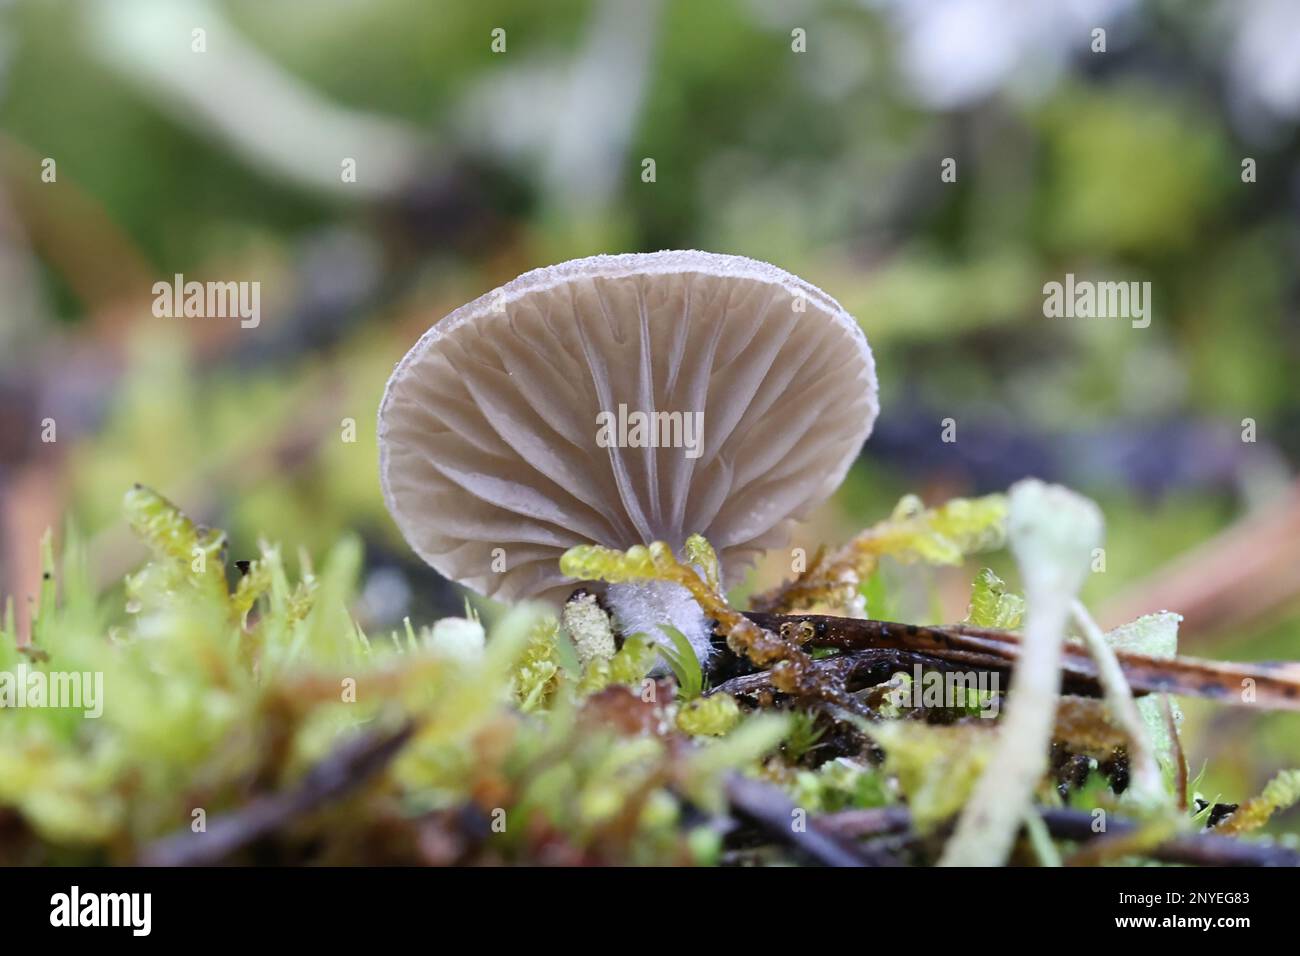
[1,0,1298,824]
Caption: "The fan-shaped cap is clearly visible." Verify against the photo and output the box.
[378,250,878,605]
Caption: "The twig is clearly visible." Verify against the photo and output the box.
[1100,480,1300,644]
[742,612,1300,711]
[1041,808,1300,867]
[724,775,892,867]
[708,648,984,701]
[819,806,1300,867]
[139,721,416,866]
[814,805,912,837]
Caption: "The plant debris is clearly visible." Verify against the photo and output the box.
[3,484,1298,866]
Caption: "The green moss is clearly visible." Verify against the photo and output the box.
[677,694,741,736]
[965,567,1024,629]
[2,483,1289,866]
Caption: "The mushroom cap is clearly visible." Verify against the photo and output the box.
[378,250,878,605]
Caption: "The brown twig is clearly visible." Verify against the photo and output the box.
[724,775,895,867]
[1100,480,1300,644]
[709,647,997,702]
[743,612,1300,712]
[819,806,1300,867]
[1041,808,1300,867]
[139,721,416,866]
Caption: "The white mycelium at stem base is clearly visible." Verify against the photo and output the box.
[603,578,715,666]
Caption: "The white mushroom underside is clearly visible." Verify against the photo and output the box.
[379,251,879,606]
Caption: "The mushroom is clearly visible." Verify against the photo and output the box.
[378,250,878,663]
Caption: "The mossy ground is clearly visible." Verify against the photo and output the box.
[2,485,1296,866]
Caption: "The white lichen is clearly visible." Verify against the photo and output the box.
[423,616,486,664]
[561,591,617,665]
